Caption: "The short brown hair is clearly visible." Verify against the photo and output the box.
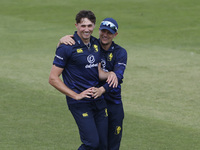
[75,10,96,24]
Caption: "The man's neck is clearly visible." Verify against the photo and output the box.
[100,42,112,51]
[83,39,90,45]
[77,32,90,45]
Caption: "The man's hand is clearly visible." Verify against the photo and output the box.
[91,87,106,99]
[57,35,75,47]
[107,71,118,88]
[98,63,118,88]
[74,87,94,100]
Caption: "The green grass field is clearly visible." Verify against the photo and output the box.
[1,0,200,149]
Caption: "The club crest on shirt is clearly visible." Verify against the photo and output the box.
[93,44,98,52]
[107,53,113,61]
[115,126,122,135]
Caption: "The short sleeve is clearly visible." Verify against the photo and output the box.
[53,44,72,68]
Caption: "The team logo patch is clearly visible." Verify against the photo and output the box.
[82,112,88,117]
[115,126,121,135]
[87,54,95,64]
[77,48,83,53]
[108,53,113,61]
[85,54,98,68]
[93,44,98,52]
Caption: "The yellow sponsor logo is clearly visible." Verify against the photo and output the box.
[77,48,83,53]
[115,126,121,135]
[108,53,113,61]
[93,44,98,52]
[82,112,88,117]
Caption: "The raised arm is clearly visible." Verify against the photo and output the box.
[57,35,75,47]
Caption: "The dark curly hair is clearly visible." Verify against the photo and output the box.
[75,10,96,24]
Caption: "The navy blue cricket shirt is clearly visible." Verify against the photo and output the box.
[100,41,127,104]
[53,31,103,104]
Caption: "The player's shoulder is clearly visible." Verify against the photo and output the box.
[56,44,73,56]
[113,43,127,55]
[91,36,100,46]
[57,43,72,49]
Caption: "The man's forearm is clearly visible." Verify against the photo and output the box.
[49,75,78,100]
[98,63,110,80]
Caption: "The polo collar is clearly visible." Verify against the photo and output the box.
[100,40,115,52]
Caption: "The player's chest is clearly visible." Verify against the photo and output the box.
[70,46,100,65]
[101,51,115,71]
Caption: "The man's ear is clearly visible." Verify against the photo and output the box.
[114,32,118,37]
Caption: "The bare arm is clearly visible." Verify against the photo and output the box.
[49,65,93,100]
[98,63,118,88]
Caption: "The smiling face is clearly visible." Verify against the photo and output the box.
[75,18,95,44]
[99,29,118,50]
